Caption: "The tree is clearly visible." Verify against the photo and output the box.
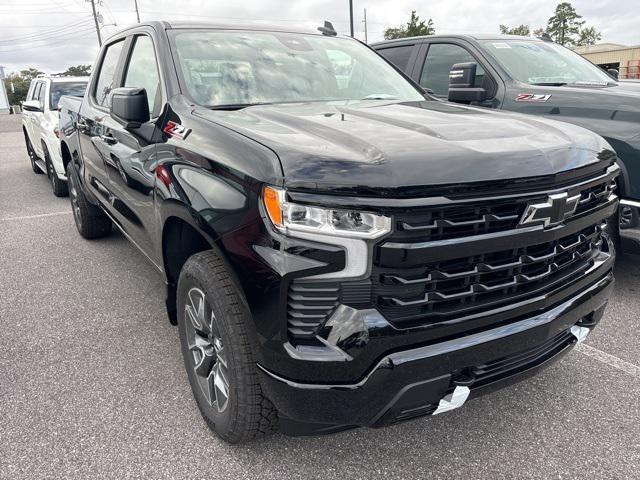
[576,26,602,46]
[546,2,584,45]
[60,64,91,76]
[499,24,530,36]
[383,11,435,40]
[533,27,547,37]
[5,68,43,105]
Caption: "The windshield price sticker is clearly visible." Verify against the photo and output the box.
[516,93,552,102]
[492,42,511,49]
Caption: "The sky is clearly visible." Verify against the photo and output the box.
[0,0,638,74]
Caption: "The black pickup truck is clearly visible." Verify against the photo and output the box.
[58,21,618,443]
[373,34,640,254]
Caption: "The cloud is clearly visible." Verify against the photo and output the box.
[0,0,637,74]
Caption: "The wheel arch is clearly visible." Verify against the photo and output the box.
[161,209,225,325]
[60,140,73,173]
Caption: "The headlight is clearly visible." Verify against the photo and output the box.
[262,186,391,239]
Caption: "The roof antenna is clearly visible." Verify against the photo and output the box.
[318,21,337,36]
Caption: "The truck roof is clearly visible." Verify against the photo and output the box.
[371,33,544,47]
[104,20,343,43]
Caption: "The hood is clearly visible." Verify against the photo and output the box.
[194,100,611,192]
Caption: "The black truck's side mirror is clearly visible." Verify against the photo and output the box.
[607,68,619,80]
[110,87,150,129]
[448,62,487,104]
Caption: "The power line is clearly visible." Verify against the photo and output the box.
[0,28,98,54]
[0,17,93,44]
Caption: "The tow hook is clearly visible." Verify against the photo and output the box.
[570,325,590,344]
[433,373,474,416]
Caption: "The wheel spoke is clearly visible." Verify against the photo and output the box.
[212,361,229,412]
[186,288,206,332]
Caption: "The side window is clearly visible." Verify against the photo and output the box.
[124,35,162,117]
[420,43,485,96]
[31,82,41,102]
[94,39,125,108]
[378,45,414,72]
[27,81,36,101]
[37,81,46,106]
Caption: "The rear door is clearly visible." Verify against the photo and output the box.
[102,33,165,262]
[376,42,421,78]
[31,80,48,157]
[22,81,39,142]
[78,38,127,207]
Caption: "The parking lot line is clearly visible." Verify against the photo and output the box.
[577,343,640,378]
[0,211,71,222]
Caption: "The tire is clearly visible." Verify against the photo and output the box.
[67,161,112,239]
[44,144,68,197]
[177,250,278,444]
[25,133,42,174]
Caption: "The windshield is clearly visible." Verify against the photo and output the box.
[170,30,424,108]
[50,82,87,110]
[480,40,614,86]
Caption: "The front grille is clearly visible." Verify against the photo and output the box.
[373,224,605,327]
[392,178,615,243]
[471,329,575,386]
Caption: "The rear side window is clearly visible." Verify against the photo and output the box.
[378,45,414,71]
[37,81,46,105]
[31,81,42,102]
[94,39,125,108]
[50,82,87,110]
[124,35,162,117]
[420,43,485,96]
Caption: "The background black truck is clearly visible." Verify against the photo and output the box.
[373,34,640,254]
[59,21,617,443]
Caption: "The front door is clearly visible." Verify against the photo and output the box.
[103,34,164,262]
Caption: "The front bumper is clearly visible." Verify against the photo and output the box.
[258,271,613,435]
[619,199,640,255]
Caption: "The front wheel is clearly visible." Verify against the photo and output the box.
[177,250,278,443]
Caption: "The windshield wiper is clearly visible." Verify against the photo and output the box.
[529,82,568,86]
[207,102,273,110]
[361,94,399,100]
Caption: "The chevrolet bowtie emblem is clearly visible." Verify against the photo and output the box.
[519,192,581,227]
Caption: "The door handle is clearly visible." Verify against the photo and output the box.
[99,134,117,145]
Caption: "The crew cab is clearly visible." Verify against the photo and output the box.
[373,34,640,254]
[22,76,88,196]
[59,21,617,443]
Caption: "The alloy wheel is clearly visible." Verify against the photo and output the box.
[184,287,230,413]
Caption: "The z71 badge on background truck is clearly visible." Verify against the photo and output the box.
[374,34,640,254]
[59,21,618,443]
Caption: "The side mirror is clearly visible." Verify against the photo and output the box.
[110,87,150,129]
[448,62,487,104]
[22,99,43,112]
[607,68,619,80]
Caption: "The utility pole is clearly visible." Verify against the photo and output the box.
[88,0,102,46]
[134,0,141,23]
[362,8,368,44]
[349,0,354,37]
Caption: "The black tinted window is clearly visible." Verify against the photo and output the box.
[124,36,162,117]
[30,82,41,101]
[378,45,414,71]
[420,43,485,96]
[94,40,124,107]
[50,82,87,110]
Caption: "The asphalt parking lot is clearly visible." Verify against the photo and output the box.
[1,113,639,479]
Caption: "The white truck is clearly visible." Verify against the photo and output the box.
[22,76,87,196]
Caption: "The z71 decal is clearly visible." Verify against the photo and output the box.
[163,121,191,140]
[516,93,552,103]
